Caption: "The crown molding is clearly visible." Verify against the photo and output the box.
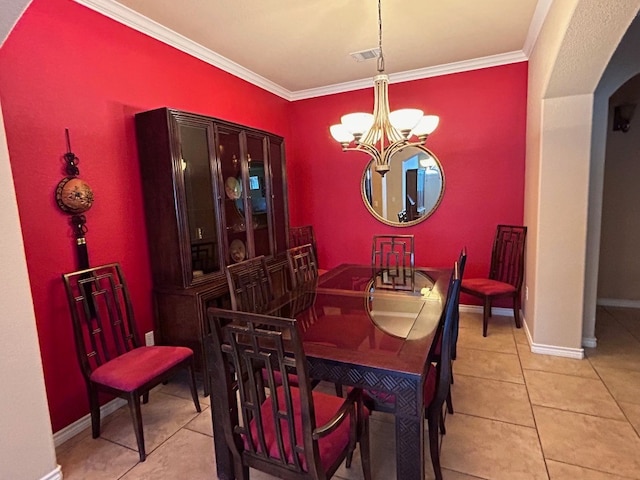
[74,0,529,103]
[281,51,528,101]
[73,0,292,100]
[523,0,554,56]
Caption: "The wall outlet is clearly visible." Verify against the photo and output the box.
[144,331,155,346]
[525,286,529,301]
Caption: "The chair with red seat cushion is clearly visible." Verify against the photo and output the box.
[206,308,372,480]
[461,225,527,336]
[62,263,201,462]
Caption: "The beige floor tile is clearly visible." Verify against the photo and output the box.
[184,408,213,437]
[100,391,202,454]
[454,347,524,384]
[595,366,640,405]
[619,401,640,436]
[157,370,211,406]
[546,459,632,479]
[450,374,535,427]
[524,370,625,420]
[334,416,396,480]
[456,322,517,354]
[534,406,640,479]
[56,430,139,480]
[439,413,547,479]
[121,428,215,479]
[517,343,598,378]
[513,326,529,345]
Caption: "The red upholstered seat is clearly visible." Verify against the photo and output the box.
[62,263,201,462]
[248,386,369,472]
[460,225,527,336]
[91,346,193,392]
[261,369,299,387]
[461,278,515,296]
[207,308,372,480]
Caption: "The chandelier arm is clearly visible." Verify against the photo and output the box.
[343,143,383,165]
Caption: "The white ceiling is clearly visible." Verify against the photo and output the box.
[81,1,545,99]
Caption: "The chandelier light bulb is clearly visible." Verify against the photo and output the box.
[341,112,374,137]
[411,115,440,138]
[389,109,424,135]
[330,124,354,145]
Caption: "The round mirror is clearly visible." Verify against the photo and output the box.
[361,146,444,226]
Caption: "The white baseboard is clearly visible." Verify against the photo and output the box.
[53,398,127,447]
[597,298,640,309]
[40,465,62,480]
[582,336,597,348]
[458,304,512,316]
[461,304,585,359]
[530,342,584,359]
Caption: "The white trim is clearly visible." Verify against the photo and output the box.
[597,298,640,309]
[530,342,584,359]
[53,397,127,446]
[73,0,528,102]
[582,336,597,348]
[72,0,291,100]
[290,52,527,101]
[523,0,553,56]
[459,304,514,317]
[39,465,63,480]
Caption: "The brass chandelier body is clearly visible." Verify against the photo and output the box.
[329,0,439,176]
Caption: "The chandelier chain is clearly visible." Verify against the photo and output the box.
[377,0,384,73]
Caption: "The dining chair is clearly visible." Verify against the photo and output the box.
[461,225,527,336]
[427,248,466,416]
[289,225,327,275]
[424,263,461,480]
[62,263,201,462]
[371,234,415,290]
[225,255,274,313]
[287,243,319,289]
[206,307,372,480]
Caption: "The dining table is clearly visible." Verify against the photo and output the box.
[208,263,451,480]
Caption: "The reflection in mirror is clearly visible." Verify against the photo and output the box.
[362,146,444,226]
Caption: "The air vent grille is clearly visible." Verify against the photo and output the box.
[350,48,381,62]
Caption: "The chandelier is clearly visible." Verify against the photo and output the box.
[329,0,439,176]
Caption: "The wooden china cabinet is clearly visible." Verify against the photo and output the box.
[134,107,290,389]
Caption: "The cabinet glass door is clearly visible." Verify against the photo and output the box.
[217,126,249,264]
[245,133,272,258]
[179,121,221,282]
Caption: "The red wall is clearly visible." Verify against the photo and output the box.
[0,0,526,433]
[288,64,527,272]
[0,0,291,432]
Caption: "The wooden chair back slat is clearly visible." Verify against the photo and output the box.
[226,256,274,313]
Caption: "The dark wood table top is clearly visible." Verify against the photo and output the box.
[269,263,451,376]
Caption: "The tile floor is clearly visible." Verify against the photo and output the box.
[56,306,640,479]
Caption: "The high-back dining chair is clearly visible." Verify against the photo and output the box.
[225,255,274,313]
[287,243,319,289]
[62,263,201,461]
[206,308,372,480]
[289,225,317,254]
[424,263,461,480]
[371,234,415,290]
[461,225,527,336]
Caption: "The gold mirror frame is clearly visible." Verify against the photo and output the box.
[361,146,445,227]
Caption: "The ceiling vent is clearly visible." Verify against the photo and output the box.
[350,48,381,62]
